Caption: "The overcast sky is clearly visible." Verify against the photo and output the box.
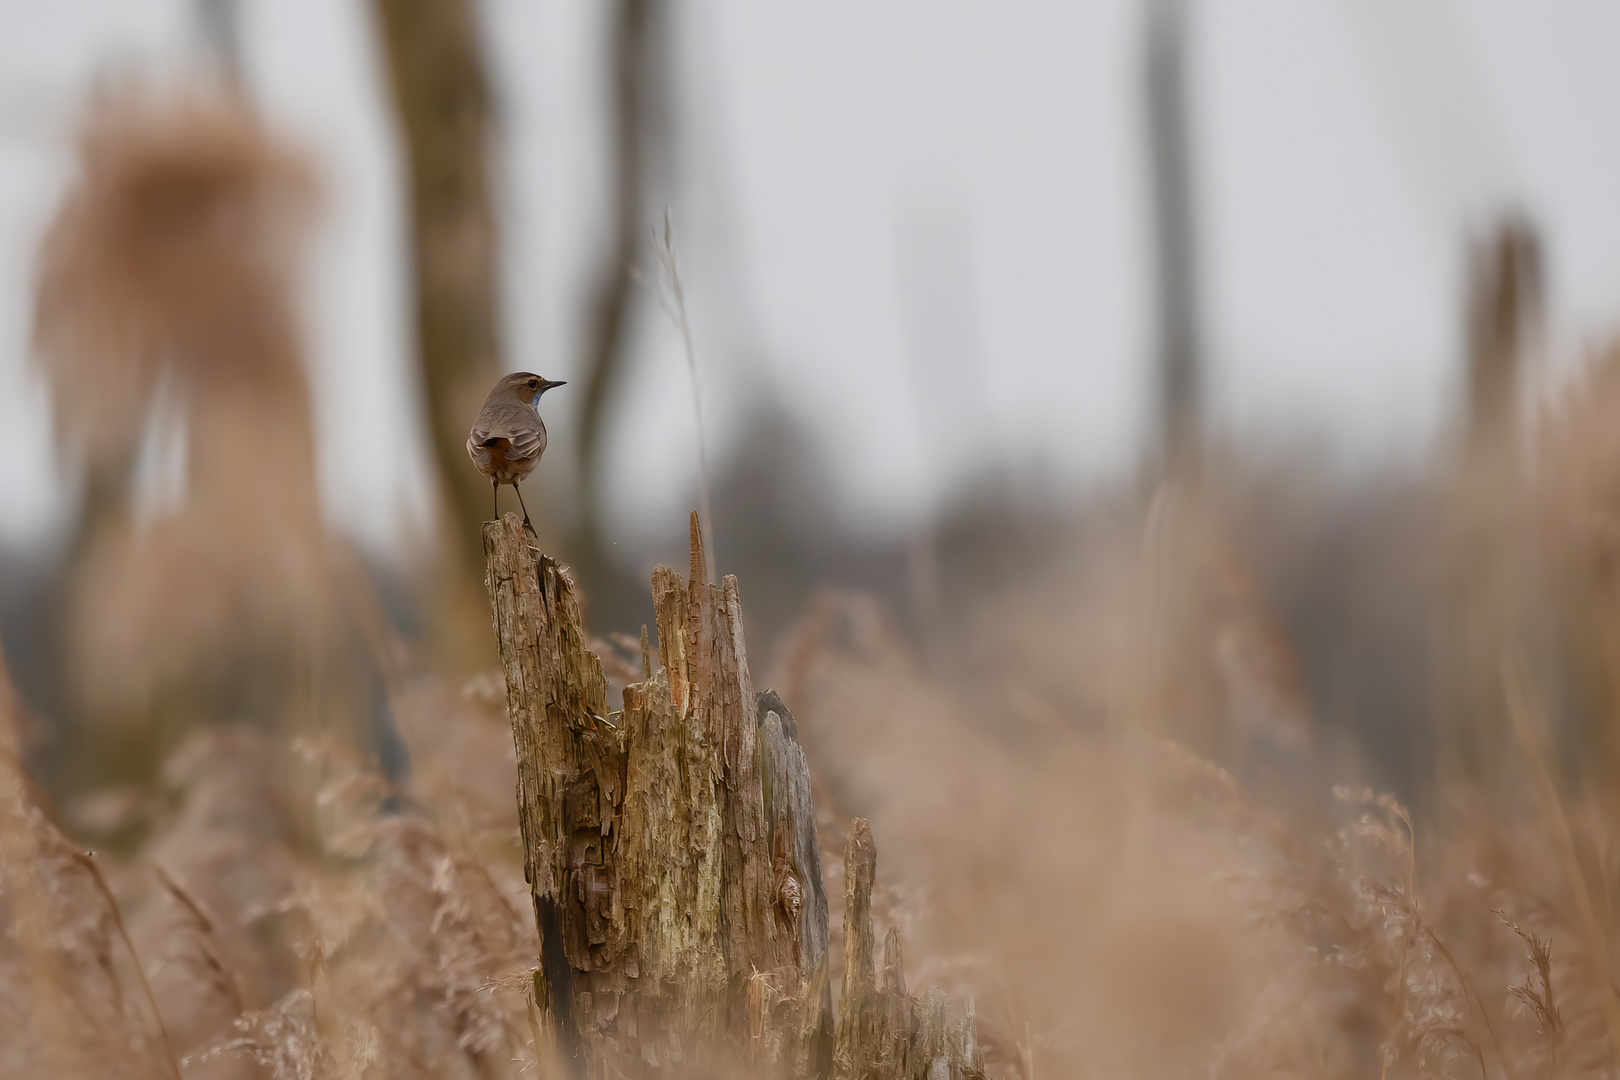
[2,0,1618,556]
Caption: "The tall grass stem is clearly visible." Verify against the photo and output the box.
[654,209,717,578]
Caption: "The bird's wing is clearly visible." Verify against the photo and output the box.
[507,425,545,463]
[466,428,496,469]
[469,409,546,467]
[488,401,547,458]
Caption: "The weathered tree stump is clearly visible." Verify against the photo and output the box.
[483,513,983,1079]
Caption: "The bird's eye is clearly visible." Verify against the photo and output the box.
[527,379,539,389]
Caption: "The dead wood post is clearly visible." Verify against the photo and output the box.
[483,512,983,1078]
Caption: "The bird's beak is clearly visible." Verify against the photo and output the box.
[539,379,567,393]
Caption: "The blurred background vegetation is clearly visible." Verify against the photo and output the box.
[0,0,1611,803]
[1,2,1620,1076]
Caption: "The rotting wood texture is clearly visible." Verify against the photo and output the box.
[484,511,983,1078]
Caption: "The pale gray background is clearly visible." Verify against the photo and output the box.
[1,0,1616,556]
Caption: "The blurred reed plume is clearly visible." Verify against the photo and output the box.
[35,84,318,502]
[32,84,343,776]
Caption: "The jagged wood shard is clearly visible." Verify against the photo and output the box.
[484,511,981,1078]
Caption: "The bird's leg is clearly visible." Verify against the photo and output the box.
[492,478,499,521]
[514,482,535,535]
[512,482,544,602]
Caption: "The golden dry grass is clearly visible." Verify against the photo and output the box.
[19,405,1620,1078]
[15,73,1620,1080]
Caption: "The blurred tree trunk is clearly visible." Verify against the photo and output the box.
[1143,0,1203,476]
[370,0,504,664]
[575,0,657,591]
[1438,215,1542,788]
[1462,217,1540,471]
[193,0,243,79]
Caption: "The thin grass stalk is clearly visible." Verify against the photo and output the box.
[0,755,80,1076]
[1124,480,1178,878]
[1503,653,1620,1065]
[1428,927,1514,1080]
[655,209,717,578]
[73,850,185,1080]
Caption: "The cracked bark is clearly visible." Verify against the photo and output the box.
[484,512,982,1079]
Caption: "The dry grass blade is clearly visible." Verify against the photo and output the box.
[653,209,717,577]
[1502,654,1620,1066]
[0,644,182,1079]
[1496,910,1563,1043]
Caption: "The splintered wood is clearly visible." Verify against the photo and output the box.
[483,512,984,1079]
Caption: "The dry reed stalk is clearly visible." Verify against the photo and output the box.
[165,732,541,1080]
[123,726,303,1079]
[0,645,181,1080]
[1497,910,1563,1058]
[654,210,718,578]
[1502,655,1620,1065]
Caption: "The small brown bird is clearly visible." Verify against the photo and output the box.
[467,371,566,528]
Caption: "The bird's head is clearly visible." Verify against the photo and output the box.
[501,371,567,405]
